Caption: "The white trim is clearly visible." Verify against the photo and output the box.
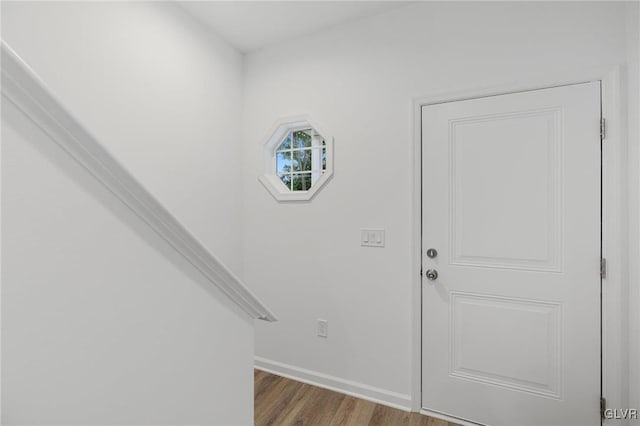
[411,69,627,416]
[0,41,277,322]
[419,408,483,426]
[258,115,334,202]
[410,85,423,412]
[254,356,413,411]
[601,67,628,424]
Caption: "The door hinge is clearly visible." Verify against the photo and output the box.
[601,118,606,140]
[600,258,607,279]
[601,396,607,419]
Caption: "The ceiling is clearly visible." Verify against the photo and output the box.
[178,1,411,53]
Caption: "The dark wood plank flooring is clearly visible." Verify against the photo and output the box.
[255,370,460,426]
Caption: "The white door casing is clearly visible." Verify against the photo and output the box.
[421,82,601,426]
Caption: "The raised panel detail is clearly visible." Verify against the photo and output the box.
[449,109,563,272]
[449,292,562,398]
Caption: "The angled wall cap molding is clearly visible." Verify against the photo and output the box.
[0,41,276,322]
[259,115,334,201]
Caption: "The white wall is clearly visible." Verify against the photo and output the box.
[242,1,633,408]
[2,2,254,425]
[1,1,245,274]
[2,93,254,425]
[626,3,640,422]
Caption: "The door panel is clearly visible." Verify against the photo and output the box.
[450,292,561,398]
[450,108,562,271]
[421,82,601,426]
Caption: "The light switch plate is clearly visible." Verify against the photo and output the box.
[317,319,328,338]
[361,229,385,247]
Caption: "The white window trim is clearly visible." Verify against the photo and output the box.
[259,115,334,201]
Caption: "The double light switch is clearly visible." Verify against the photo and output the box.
[361,229,385,247]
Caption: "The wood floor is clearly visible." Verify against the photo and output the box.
[255,370,460,426]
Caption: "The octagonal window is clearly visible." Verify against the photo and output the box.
[259,117,333,201]
[276,129,327,192]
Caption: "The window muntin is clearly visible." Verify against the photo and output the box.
[275,129,326,192]
[259,116,333,202]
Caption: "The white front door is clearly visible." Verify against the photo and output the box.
[421,82,601,426]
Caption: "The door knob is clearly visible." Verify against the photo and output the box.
[425,269,438,281]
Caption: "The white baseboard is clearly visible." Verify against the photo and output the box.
[254,356,413,411]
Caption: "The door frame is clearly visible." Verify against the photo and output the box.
[410,67,627,424]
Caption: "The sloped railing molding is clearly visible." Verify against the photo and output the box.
[1,41,276,322]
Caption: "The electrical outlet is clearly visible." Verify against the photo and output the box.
[317,319,328,338]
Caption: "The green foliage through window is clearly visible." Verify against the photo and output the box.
[276,129,326,192]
